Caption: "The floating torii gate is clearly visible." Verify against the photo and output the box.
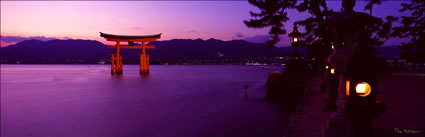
[100,32,161,74]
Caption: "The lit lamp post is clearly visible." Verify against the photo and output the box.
[341,60,387,136]
[288,24,303,59]
[322,63,339,112]
[323,0,387,136]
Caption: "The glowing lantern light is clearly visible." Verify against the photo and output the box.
[288,25,302,43]
[346,81,350,96]
[330,68,335,74]
[355,82,372,97]
[288,24,302,58]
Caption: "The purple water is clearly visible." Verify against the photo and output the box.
[1,65,288,137]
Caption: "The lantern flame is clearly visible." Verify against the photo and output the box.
[355,82,372,97]
[346,81,350,96]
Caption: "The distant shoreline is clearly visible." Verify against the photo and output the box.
[0,63,287,66]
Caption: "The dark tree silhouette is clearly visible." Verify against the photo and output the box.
[364,0,381,15]
[392,0,425,71]
[244,0,297,46]
[244,0,392,47]
[244,0,393,73]
[293,0,334,71]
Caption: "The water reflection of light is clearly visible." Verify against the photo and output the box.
[140,74,150,80]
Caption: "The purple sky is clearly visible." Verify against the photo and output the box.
[0,1,411,47]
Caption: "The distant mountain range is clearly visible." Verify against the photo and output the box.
[376,46,400,58]
[0,39,400,64]
[1,39,288,64]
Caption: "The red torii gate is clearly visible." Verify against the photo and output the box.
[100,32,161,74]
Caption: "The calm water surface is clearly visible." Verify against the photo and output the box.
[1,65,288,137]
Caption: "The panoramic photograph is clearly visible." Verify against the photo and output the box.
[1,0,424,137]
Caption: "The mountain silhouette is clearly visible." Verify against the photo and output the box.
[0,39,399,64]
[376,46,400,58]
[1,39,288,64]
[1,39,110,64]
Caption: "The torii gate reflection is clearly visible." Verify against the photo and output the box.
[100,32,161,75]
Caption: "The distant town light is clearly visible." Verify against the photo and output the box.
[330,68,335,74]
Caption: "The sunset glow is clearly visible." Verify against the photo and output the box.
[1,1,424,136]
[1,1,410,47]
